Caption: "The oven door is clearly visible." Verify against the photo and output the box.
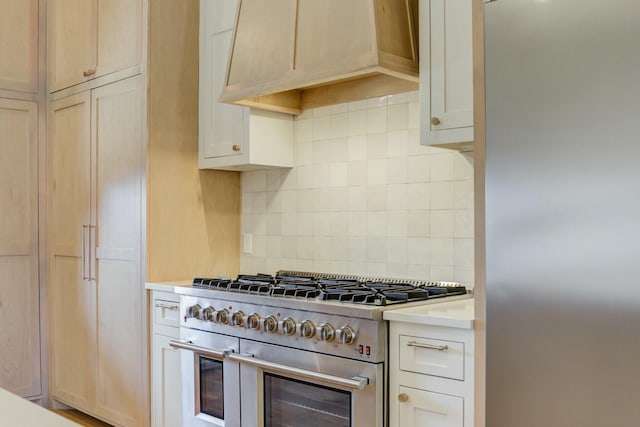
[232,340,384,427]
[171,328,240,427]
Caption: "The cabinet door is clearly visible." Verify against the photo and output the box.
[0,99,40,397]
[421,0,473,145]
[47,0,97,92]
[48,0,142,92]
[200,0,247,160]
[48,92,96,411]
[398,386,464,427]
[91,76,144,427]
[152,334,183,427]
[0,0,38,92]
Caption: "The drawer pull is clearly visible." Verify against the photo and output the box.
[398,393,409,403]
[83,68,96,77]
[407,341,449,351]
[156,303,179,311]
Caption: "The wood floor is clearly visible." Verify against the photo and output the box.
[52,409,113,427]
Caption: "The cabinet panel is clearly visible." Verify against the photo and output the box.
[47,0,97,92]
[49,92,95,410]
[152,334,183,427]
[91,77,144,426]
[398,386,464,427]
[0,0,38,92]
[399,335,465,380]
[420,0,473,147]
[97,0,143,78]
[0,99,39,398]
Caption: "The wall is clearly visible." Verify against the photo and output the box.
[240,91,474,286]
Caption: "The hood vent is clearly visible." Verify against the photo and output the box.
[220,0,419,115]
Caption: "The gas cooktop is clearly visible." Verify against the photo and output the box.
[192,271,468,306]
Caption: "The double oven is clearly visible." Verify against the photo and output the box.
[171,273,468,427]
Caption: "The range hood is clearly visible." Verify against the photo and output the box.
[220,0,419,115]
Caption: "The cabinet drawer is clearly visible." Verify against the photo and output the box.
[398,386,463,427]
[399,335,464,380]
[154,299,181,328]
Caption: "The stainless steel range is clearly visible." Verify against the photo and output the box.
[172,271,469,427]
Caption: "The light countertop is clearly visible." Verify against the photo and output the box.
[382,297,475,329]
[145,280,192,293]
[0,388,81,427]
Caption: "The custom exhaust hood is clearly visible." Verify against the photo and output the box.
[219,0,419,115]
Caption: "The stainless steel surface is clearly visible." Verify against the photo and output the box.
[485,1,640,425]
[406,341,448,352]
[169,340,229,360]
[227,353,369,390]
[181,295,386,362]
[176,285,471,320]
[239,340,384,427]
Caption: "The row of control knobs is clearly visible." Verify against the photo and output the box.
[186,304,356,344]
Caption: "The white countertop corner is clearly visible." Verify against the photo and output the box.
[382,297,475,329]
[145,280,193,292]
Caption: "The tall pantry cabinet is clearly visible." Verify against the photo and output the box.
[0,0,43,403]
[47,1,241,426]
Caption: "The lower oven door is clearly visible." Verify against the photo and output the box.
[171,328,240,427]
[232,340,384,427]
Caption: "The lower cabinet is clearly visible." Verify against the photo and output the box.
[151,290,183,427]
[388,320,474,427]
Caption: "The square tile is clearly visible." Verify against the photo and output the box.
[296,213,312,236]
[312,141,332,164]
[348,110,367,136]
[407,237,430,265]
[387,183,408,211]
[431,153,455,182]
[367,106,387,134]
[312,164,331,188]
[312,188,331,212]
[454,238,474,267]
[387,130,409,158]
[297,236,314,259]
[330,138,348,163]
[313,236,331,260]
[348,236,366,261]
[330,212,348,236]
[386,237,408,264]
[294,118,312,142]
[408,155,429,183]
[330,236,348,261]
[388,103,408,131]
[280,213,297,236]
[407,183,430,210]
[348,135,367,161]
[386,158,408,184]
[330,113,349,138]
[296,189,313,212]
[367,158,387,185]
[386,211,408,237]
[367,185,387,211]
[348,211,367,236]
[348,160,367,186]
[294,140,312,165]
[330,163,348,187]
[407,210,430,237]
[431,182,454,209]
[367,133,387,159]
[430,210,454,238]
[330,187,348,211]
[348,186,367,211]
[430,238,454,266]
[366,236,387,263]
[313,212,331,236]
[312,116,331,140]
[367,211,387,237]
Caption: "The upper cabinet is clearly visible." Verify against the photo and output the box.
[47,0,143,92]
[199,0,293,171]
[219,0,419,114]
[420,0,474,149]
[0,0,38,93]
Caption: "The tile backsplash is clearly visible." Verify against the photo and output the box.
[240,91,474,287]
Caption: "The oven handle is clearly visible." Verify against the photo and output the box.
[169,340,230,361]
[227,353,369,391]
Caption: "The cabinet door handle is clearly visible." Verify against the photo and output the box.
[398,393,409,403]
[431,116,441,126]
[156,303,179,311]
[232,144,241,152]
[82,225,89,280]
[88,225,96,281]
[407,341,449,351]
[83,68,96,77]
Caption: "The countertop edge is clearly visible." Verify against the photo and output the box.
[383,298,475,329]
[145,280,192,293]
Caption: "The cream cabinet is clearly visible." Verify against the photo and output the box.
[47,0,143,92]
[0,99,40,398]
[199,0,293,171]
[420,0,474,148]
[0,0,39,93]
[385,300,474,427]
[150,290,183,427]
[48,76,145,426]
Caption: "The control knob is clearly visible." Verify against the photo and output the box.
[245,313,261,330]
[280,317,297,336]
[317,323,335,342]
[202,307,216,322]
[263,315,278,333]
[298,320,316,338]
[215,308,229,324]
[336,325,356,345]
[231,310,245,327]
[186,304,202,319]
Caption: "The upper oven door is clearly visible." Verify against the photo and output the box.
[172,328,240,427]
[233,340,384,427]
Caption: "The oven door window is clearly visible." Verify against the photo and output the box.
[199,356,224,419]
[264,373,351,427]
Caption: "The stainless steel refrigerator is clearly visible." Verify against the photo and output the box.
[484,0,640,426]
